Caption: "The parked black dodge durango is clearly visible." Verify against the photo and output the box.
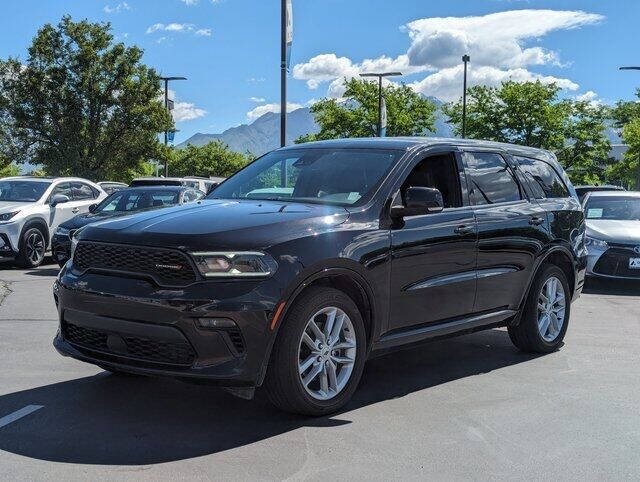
[53,138,587,415]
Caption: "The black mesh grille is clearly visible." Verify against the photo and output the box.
[594,247,640,278]
[74,241,197,286]
[63,322,196,366]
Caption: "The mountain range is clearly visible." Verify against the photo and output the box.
[178,97,455,155]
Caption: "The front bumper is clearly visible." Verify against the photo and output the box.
[0,223,20,258]
[53,269,283,387]
[586,244,640,280]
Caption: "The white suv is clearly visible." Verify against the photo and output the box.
[0,177,106,267]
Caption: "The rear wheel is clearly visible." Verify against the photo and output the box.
[508,264,570,353]
[17,227,46,268]
[264,287,367,416]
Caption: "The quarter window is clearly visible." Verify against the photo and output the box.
[515,156,569,199]
[464,152,522,205]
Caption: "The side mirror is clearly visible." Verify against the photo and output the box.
[50,194,70,207]
[88,204,98,213]
[391,187,444,218]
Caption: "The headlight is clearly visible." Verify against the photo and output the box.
[190,251,278,278]
[585,236,608,250]
[0,211,20,222]
[55,226,70,236]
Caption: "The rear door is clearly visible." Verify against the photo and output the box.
[461,150,548,312]
[70,181,99,215]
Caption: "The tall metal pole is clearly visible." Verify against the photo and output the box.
[159,76,187,177]
[462,55,470,139]
[359,72,402,137]
[280,0,287,148]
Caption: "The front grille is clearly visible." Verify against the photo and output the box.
[74,241,197,286]
[593,247,640,278]
[63,322,196,366]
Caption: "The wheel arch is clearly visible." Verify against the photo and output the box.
[19,217,50,249]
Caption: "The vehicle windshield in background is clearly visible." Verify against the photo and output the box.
[584,196,640,221]
[95,190,180,213]
[209,148,403,206]
[0,180,51,202]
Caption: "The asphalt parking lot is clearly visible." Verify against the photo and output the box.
[1,259,639,481]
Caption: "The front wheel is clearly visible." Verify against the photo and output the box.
[264,287,367,416]
[508,264,570,353]
[17,227,46,268]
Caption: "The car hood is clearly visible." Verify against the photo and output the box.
[60,205,176,230]
[586,219,640,244]
[79,199,350,250]
[0,201,29,214]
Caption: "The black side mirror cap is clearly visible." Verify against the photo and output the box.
[88,204,98,213]
[390,187,444,218]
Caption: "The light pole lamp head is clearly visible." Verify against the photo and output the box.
[462,55,470,63]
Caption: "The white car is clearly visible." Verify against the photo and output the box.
[0,177,106,267]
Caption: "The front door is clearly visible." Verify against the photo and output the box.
[388,151,477,332]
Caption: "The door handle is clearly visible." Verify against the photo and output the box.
[529,216,545,226]
[454,224,474,235]
[72,208,80,214]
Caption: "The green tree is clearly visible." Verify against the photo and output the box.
[443,81,568,150]
[297,78,437,142]
[610,90,640,188]
[555,101,612,185]
[0,16,171,180]
[0,164,20,177]
[170,141,251,178]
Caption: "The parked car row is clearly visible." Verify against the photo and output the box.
[0,175,223,267]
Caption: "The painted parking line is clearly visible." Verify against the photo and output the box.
[0,405,44,429]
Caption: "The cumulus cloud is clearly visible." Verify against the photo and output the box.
[104,2,130,14]
[180,0,199,5]
[293,9,603,100]
[146,23,211,37]
[164,89,207,122]
[247,102,303,121]
[249,97,266,103]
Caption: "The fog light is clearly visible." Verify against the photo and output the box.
[196,317,237,330]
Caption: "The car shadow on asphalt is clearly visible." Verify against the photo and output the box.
[22,267,60,277]
[0,328,541,466]
[582,277,640,296]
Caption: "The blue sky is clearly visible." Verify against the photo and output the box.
[1,0,638,144]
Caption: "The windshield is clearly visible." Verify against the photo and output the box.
[0,180,51,202]
[95,189,180,213]
[585,196,640,221]
[209,148,403,206]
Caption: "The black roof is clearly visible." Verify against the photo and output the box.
[111,185,189,193]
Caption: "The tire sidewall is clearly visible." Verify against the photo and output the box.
[525,264,571,351]
[19,226,46,268]
[277,288,367,415]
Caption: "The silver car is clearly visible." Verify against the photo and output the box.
[584,191,640,280]
[0,177,106,267]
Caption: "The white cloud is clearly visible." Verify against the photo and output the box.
[247,77,266,83]
[163,89,207,122]
[249,96,266,103]
[409,65,578,102]
[293,9,603,101]
[247,102,303,121]
[180,0,199,5]
[104,2,130,14]
[575,90,602,106]
[146,23,211,37]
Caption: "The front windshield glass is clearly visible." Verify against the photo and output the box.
[96,189,180,213]
[585,196,640,221]
[0,180,51,202]
[209,148,403,206]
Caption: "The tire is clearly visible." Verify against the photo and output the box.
[508,264,571,353]
[264,287,367,416]
[17,226,47,268]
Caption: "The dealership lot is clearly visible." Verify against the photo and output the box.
[0,260,639,480]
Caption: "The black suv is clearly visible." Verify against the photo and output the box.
[53,138,587,416]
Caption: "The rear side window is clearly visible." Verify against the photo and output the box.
[516,156,569,199]
[464,152,522,205]
[70,182,95,201]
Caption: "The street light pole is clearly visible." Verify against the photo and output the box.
[619,66,640,189]
[462,55,470,139]
[159,76,187,177]
[280,0,287,148]
[359,72,402,137]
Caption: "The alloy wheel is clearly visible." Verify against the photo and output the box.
[537,276,566,342]
[297,306,357,401]
[26,231,45,265]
